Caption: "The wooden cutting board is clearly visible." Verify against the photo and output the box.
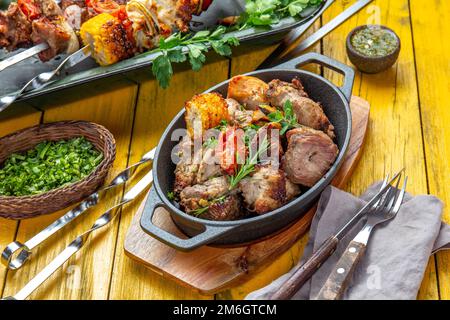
[124,96,370,295]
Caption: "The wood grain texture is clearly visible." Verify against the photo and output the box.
[320,0,438,300]
[1,79,138,300]
[314,240,366,300]
[0,103,42,298]
[124,97,369,295]
[108,59,230,300]
[409,0,450,300]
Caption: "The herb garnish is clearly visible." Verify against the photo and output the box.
[0,137,103,197]
[267,100,299,134]
[203,136,219,149]
[229,137,270,189]
[149,26,239,88]
[191,195,227,217]
[167,191,175,201]
[149,0,322,88]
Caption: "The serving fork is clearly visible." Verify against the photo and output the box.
[314,174,408,300]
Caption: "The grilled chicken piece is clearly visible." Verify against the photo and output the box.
[239,165,300,215]
[0,3,32,50]
[266,78,335,139]
[227,75,269,110]
[282,127,338,187]
[180,176,243,221]
[80,13,135,66]
[184,92,229,137]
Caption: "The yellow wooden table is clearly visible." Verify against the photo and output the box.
[0,0,448,300]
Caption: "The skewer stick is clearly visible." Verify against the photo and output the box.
[0,43,49,72]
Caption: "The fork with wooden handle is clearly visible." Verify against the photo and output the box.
[269,170,404,300]
[314,175,407,300]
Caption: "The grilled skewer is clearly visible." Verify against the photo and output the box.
[0,0,212,70]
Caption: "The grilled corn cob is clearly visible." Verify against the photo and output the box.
[80,13,135,66]
[185,92,229,137]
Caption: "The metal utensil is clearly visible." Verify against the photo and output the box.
[2,169,153,301]
[268,169,404,300]
[315,174,407,300]
[0,43,49,72]
[1,147,155,271]
[0,46,90,113]
[259,0,374,69]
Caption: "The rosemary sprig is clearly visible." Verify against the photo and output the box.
[191,195,227,217]
[228,137,270,190]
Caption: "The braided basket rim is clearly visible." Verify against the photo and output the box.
[0,120,116,219]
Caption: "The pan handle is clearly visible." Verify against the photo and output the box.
[273,52,355,102]
[140,188,236,251]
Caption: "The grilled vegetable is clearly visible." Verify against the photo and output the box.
[80,12,135,66]
[184,92,229,137]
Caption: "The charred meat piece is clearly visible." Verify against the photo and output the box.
[282,127,338,187]
[239,165,300,215]
[266,78,335,139]
[227,75,269,110]
[0,3,33,50]
[226,98,254,127]
[180,176,244,221]
[173,134,201,195]
[31,15,79,61]
[196,145,222,183]
[61,0,90,31]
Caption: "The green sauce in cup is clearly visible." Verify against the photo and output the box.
[351,26,398,57]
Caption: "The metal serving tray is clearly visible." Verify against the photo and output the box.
[0,0,327,102]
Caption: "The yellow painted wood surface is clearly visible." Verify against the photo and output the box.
[0,0,447,300]
[410,0,450,300]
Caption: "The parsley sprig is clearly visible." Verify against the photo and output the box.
[267,100,299,135]
[149,26,239,88]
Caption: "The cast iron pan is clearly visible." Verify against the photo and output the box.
[140,52,354,251]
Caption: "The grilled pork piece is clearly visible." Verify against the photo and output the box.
[196,144,222,183]
[61,0,89,30]
[227,75,269,110]
[174,135,200,195]
[180,176,243,221]
[0,3,32,50]
[239,165,300,215]
[31,15,79,61]
[282,127,338,187]
[266,78,335,139]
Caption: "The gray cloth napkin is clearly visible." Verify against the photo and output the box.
[246,182,450,300]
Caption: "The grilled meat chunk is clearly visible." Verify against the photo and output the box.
[180,176,243,221]
[31,15,79,61]
[266,78,335,139]
[239,165,300,215]
[0,3,32,50]
[173,135,201,195]
[196,145,222,183]
[227,75,269,110]
[282,127,338,187]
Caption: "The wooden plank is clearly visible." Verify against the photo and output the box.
[0,103,42,298]
[108,58,230,299]
[321,0,437,299]
[2,79,138,299]
[409,0,450,300]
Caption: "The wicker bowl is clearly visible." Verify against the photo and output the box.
[0,121,116,219]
